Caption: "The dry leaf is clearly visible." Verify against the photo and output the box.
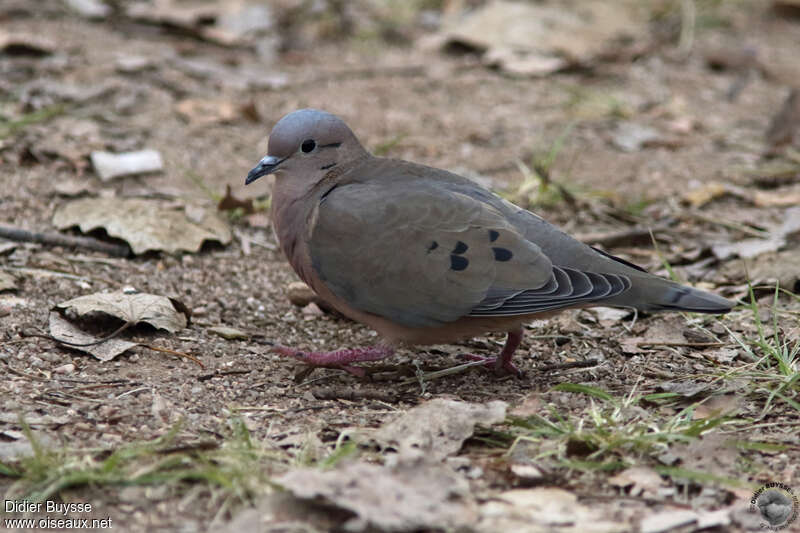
[712,206,800,260]
[53,197,231,255]
[176,98,239,126]
[55,291,189,333]
[640,509,698,533]
[442,1,643,77]
[682,182,731,208]
[608,467,665,498]
[277,461,477,532]
[0,271,17,292]
[373,398,507,462]
[126,0,273,46]
[753,189,800,207]
[611,121,662,152]
[477,488,625,532]
[692,394,741,419]
[48,312,139,361]
[0,32,54,56]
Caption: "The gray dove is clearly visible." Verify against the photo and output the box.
[246,109,733,376]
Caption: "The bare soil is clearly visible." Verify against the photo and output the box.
[1,1,799,532]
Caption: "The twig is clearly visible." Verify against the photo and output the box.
[1,360,49,381]
[636,341,727,348]
[197,369,251,381]
[536,359,600,372]
[1,266,106,284]
[142,344,204,367]
[310,387,409,403]
[683,211,769,239]
[0,225,130,257]
[399,359,494,385]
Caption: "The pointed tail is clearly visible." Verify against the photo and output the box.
[605,275,734,314]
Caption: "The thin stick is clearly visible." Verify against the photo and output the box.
[536,359,600,372]
[683,211,768,239]
[0,225,130,257]
[636,341,727,348]
[142,344,204,367]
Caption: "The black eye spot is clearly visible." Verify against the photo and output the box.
[493,247,513,261]
[301,139,316,153]
[450,255,469,271]
[452,241,468,254]
[488,230,499,242]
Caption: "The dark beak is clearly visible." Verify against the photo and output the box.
[245,155,283,185]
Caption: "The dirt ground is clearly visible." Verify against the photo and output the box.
[1,1,800,532]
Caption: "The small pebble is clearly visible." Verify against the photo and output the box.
[54,363,76,374]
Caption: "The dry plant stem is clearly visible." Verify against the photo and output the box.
[636,341,727,348]
[142,344,204,367]
[536,359,600,372]
[0,224,130,257]
[683,211,768,239]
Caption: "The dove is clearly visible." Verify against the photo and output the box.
[246,109,733,377]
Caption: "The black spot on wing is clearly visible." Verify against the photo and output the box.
[493,247,513,261]
[489,230,499,242]
[319,162,337,170]
[452,241,468,254]
[450,255,469,271]
[428,241,439,252]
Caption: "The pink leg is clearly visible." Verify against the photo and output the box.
[272,345,394,377]
[460,328,524,377]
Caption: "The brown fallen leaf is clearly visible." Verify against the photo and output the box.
[373,398,507,462]
[125,0,274,47]
[176,98,239,127]
[692,394,741,420]
[48,312,139,362]
[0,32,54,56]
[608,466,666,498]
[712,206,800,260]
[277,461,477,532]
[682,182,733,208]
[0,271,17,292]
[477,488,626,532]
[53,197,231,255]
[753,189,800,207]
[55,291,190,333]
[441,0,643,77]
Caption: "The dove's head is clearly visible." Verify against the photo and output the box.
[245,109,367,187]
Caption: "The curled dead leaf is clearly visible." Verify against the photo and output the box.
[55,291,190,333]
[53,197,231,255]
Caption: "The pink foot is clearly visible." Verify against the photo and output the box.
[459,328,524,377]
[271,345,394,377]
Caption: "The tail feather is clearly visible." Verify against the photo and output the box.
[604,275,734,314]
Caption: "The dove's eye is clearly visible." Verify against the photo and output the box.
[301,139,316,153]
